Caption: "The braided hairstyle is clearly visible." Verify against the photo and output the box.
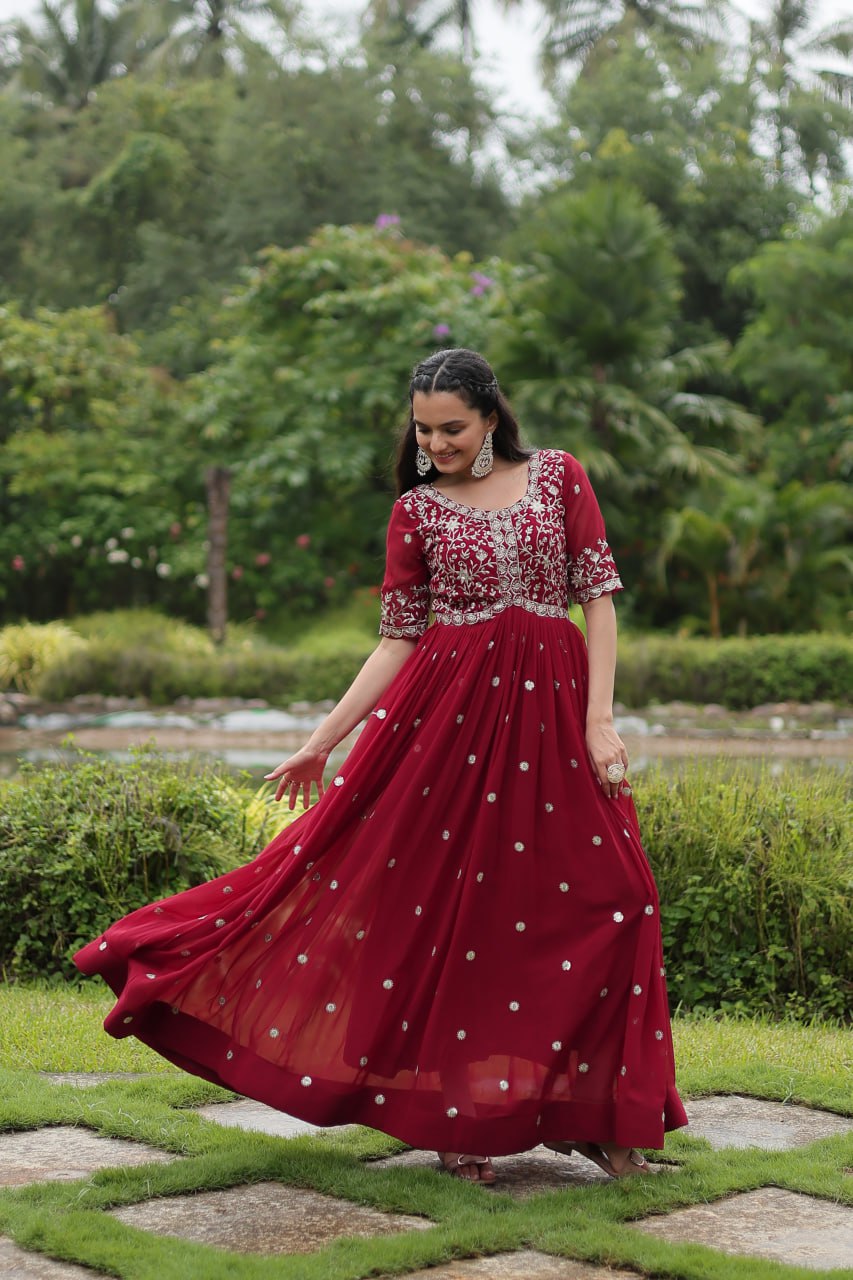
[395,348,531,495]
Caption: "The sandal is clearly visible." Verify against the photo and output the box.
[437,1152,497,1184]
[545,1140,650,1179]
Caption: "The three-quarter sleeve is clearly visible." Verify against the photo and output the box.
[561,452,623,604]
[379,498,431,638]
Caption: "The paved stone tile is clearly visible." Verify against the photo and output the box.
[684,1095,853,1151]
[371,1146,672,1198]
[109,1181,431,1254]
[0,1127,177,1187]
[384,1254,641,1278]
[196,1098,326,1139]
[38,1073,158,1089]
[633,1186,853,1272]
[0,1238,110,1279]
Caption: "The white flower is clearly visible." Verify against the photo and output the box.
[156,562,172,578]
[107,549,129,564]
[131,557,143,569]
[121,526,135,538]
[70,534,83,548]
[105,537,119,550]
[194,573,210,589]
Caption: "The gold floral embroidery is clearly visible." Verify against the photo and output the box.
[379,450,621,632]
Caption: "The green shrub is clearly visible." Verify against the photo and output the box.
[0,749,293,981]
[0,622,87,693]
[11,608,852,708]
[72,609,217,655]
[35,636,374,704]
[21,609,853,708]
[636,763,852,1019]
[618,633,853,707]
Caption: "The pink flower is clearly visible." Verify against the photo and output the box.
[295,534,311,549]
[231,565,244,580]
[254,607,267,620]
[470,271,495,297]
[169,521,182,538]
[375,213,401,230]
[255,552,271,566]
[433,323,451,339]
[11,555,25,572]
[323,576,335,589]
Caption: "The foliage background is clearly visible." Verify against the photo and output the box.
[0,0,851,639]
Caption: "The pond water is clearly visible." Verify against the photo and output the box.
[1,705,848,786]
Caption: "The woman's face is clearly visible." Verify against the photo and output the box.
[412,390,496,478]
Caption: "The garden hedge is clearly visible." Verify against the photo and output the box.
[616,633,853,709]
[25,629,853,708]
[0,750,292,982]
[0,752,849,1018]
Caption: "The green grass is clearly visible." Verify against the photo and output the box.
[0,982,179,1074]
[0,983,851,1278]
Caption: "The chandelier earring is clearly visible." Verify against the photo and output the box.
[416,445,432,477]
[471,430,494,479]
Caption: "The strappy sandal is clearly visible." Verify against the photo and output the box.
[545,1140,650,1178]
[437,1152,497,1184]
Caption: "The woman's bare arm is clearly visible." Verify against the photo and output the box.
[581,594,628,798]
[265,636,417,808]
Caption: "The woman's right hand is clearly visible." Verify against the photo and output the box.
[264,745,329,810]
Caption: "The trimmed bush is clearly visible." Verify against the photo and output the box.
[0,749,293,981]
[636,764,852,1020]
[31,628,853,709]
[35,639,374,704]
[617,633,853,708]
[6,612,850,708]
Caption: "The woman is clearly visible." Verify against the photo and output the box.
[75,348,688,1186]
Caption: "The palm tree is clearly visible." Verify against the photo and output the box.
[498,183,757,492]
[531,0,722,80]
[7,0,152,110]
[363,0,481,61]
[0,22,18,88]
[136,0,296,78]
[657,504,732,637]
[747,0,853,185]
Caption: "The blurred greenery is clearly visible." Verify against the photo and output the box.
[0,0,850,639]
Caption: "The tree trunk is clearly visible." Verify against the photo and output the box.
[707,572,721,639]
[205,465,231,646]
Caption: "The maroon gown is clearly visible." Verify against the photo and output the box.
[75,448,688,1156]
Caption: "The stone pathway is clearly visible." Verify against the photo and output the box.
[111,1182,430,1255]
[0,1238,112,1280]
[2,1080,851,1276]
[388,1256,643,1278]
[0,1125,176,1188]
[634,1186,853,1273]
[684,1094,853,1150]
[196,1097,322,1139]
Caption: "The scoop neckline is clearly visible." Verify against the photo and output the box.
[426,450,540,516]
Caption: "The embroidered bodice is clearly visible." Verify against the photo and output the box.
[380,449,622,638]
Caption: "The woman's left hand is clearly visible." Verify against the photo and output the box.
[586,718,629,799]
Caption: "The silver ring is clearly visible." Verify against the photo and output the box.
[606,762,626,784]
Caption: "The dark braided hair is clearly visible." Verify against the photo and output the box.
[395,348,531,495]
